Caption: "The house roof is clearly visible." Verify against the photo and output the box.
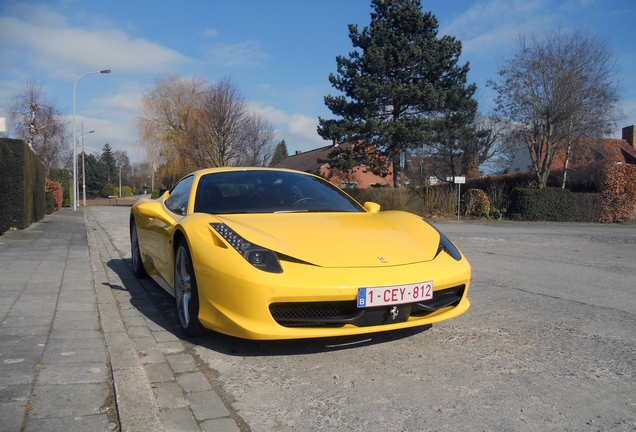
[509,133,636,173]
[274,142,354,173]
[584,137,636,164]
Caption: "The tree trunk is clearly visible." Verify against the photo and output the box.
[392,153,401,188]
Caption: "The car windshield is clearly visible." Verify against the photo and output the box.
[193,170,365,214]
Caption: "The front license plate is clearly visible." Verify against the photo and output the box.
[357,281,433,308]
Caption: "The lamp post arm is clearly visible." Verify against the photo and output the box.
[72,70,111,211]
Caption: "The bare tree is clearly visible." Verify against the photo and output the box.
[135,75,206,179]
[237,114,276,167]
[9,79,70,176]
[137,75,277,174]
[113,149,131,182]
[193,77,250,167]
[490,28,622,188]
[417,112,503,181]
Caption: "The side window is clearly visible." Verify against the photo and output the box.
[164,175,194,215]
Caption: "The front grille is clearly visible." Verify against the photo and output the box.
[270,284,466,327]
[270,301,362,326]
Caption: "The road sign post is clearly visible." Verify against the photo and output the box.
[454,176,466,221]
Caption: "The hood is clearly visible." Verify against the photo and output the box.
[215,211,440,268]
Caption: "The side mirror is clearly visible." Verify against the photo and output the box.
[364,201,381,213]
[136,201,176,226]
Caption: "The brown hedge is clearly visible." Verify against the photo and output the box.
[599,164,636,223]
[46,179,63,211]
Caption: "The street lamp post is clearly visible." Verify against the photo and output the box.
[73,69,111,211]
[119,164,127,198]
[79,123,95,207]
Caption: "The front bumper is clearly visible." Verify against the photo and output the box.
[191,243,471,340]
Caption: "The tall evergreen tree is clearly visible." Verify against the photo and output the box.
[318,0,478,186]
[100,143,117,183]
[82,152,106,196]
[269,139,289,166]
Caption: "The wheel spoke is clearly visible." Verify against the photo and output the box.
[176,247,193,327]
[132,227,139,267]
[182,291,191,323]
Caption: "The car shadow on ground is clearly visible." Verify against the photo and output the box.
[106,257,433,357]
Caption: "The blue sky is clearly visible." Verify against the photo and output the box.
[1,0,635,163]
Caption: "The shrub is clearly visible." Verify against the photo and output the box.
[46,179,63,210]
[462,189,490,217]
[509,188,574,222]
[489,207,502,220]
[49,169,72,206]
[599,164,636,223]
[415,183,457,217]
[121,186,133,197]
[101,183,118,197]
[151,190,161,199]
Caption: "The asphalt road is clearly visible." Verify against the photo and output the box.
[92,206,636,432]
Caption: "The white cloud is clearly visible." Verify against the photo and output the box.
[202,28,219,37]
[250,103,327,153]
[440,0,552,58]
[0,14,191,78]
[205,40,267,68]
[70,114,142,161]
[94,83,145,120]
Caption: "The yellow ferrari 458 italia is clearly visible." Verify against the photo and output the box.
[130,168,470,340]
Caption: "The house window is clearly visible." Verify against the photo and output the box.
[370,183,388,188]
[340,181,358,189]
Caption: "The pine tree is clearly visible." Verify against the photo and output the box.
[269,140,289,167]
[318,0,478,186]
[100,143,117,183]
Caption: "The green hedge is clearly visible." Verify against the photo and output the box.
[45,191,55,214]
[0,140,15,233]
[0,138,46,233]
[571,193,603,223]
[509,188,574,222]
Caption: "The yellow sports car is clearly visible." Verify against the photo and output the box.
[130,168,470,340]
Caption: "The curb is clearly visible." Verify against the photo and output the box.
[84,210,166,432]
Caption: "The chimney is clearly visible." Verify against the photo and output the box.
[623,125,635,148]
[295,150,302,155]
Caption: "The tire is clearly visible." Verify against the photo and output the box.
[131,221,148,278]
[174,240,205,336]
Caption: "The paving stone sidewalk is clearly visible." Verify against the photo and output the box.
[0,208,245,432]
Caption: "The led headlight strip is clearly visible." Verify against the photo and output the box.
[423,220,462,261]
[210,223,283,273]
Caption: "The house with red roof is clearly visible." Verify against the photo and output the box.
[509,125,636,174]
[274,141,394,188]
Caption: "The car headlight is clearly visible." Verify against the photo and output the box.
[210,223,283,273]
[424,220,462,261]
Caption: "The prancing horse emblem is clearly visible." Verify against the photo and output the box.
[378,256,388,263]
[390,306,399,320]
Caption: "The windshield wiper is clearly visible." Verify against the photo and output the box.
[306,208,347,213]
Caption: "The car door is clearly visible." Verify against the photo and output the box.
[151,175,195,286]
